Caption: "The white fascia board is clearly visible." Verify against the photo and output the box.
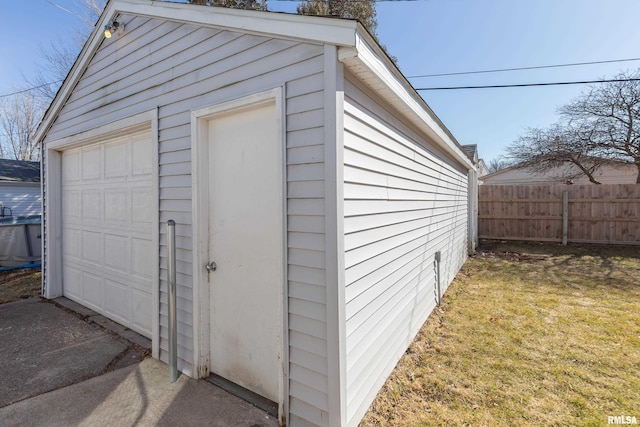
[117,0,359,46]
[339,31,475,171]
[35,0,359,144]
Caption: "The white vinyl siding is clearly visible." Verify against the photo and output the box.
[0,184,41,217]
[42,15,330,420]
[342,77,469,426]
[287,70,331,426]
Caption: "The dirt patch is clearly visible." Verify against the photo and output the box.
[0,269,42,304]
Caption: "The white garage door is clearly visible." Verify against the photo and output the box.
[61,130,154,338]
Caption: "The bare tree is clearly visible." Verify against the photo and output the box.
[508,122,609,184]
[486,157,513,173]
[188,0,267,11]
[298,0,377,35]
[2,0,106,162]
[508,70,640,183]
[560,70,640,183]
[29,0,106,103]
[0,90,44,161]
[296,0,397,63]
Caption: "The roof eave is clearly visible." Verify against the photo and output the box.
[338,29,475,171]
[35,0,474,173]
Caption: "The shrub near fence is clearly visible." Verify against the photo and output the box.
[478,184,640,245]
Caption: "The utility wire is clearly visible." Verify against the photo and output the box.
[41,0,94,25]
[0,81,63,99]
[415,78,640,91]
[271,0,426,2]
[407,57,640,79]
[5,78,639,99]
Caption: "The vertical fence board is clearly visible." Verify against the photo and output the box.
[478,184,640,245]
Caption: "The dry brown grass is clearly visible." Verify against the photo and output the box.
[0,269,41,304]
[361,241,640,427]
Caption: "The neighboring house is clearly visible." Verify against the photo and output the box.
[35,1,477,426]
[462,144,483,252]
[482,161,638,185]
[0,158,41,217]
[477,158,490,180]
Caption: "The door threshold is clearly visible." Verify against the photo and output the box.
[205,374,278,417]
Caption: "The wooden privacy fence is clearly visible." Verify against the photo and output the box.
[478,184,640,245]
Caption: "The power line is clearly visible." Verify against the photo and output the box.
[41,0,94,25]
[0,81,63,99]
[407,57,640,79]
[271,0,426,2]
[415,78,640,91]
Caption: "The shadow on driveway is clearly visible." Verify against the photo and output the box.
[0,297,279,426]
[0,297,148,408]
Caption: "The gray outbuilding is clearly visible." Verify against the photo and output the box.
[36,1,477,425]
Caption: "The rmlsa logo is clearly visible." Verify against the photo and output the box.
[608,415,638,425]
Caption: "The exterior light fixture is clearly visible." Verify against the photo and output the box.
[104,20,124,39]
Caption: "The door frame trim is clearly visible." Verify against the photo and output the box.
[191,87,287,422]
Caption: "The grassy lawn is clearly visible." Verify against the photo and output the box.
[361,241,640,427]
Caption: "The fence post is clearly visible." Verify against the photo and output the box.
[562,190,568,245]
[167,219,178,382]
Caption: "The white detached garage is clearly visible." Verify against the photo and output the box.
[36,1,476,426]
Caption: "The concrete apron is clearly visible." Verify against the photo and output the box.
[0,298,278,427]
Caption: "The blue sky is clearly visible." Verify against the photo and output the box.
[3,0,640,162]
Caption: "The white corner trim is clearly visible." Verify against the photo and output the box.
[151,107,160,360]
[43,149,62,299]
[324,44,347,427]
[338,33,475,171]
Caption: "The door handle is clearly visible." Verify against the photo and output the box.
[206,261,217,272]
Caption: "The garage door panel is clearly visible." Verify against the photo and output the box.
[82,271,104,309]
[104,234,129,271]
[63,151,81,182]
[81,147,101,180]
[63,190,81,220]
[104,189,129,224]
[132,290,152,332]
[81,230,103,265]
[104,279,130,320]
[132,138,152,176]
[104,141,129,178]
[62,130,153,338]
[63,265,82,299]
[63,227,81,259]
[131,238,152,278]
[132,187,154,223]
[81,189,102,222]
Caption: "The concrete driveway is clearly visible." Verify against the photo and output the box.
[0,297,278,426]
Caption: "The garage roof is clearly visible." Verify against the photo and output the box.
[35,0,474,170]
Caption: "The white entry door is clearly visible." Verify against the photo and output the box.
[207,100,283,403]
